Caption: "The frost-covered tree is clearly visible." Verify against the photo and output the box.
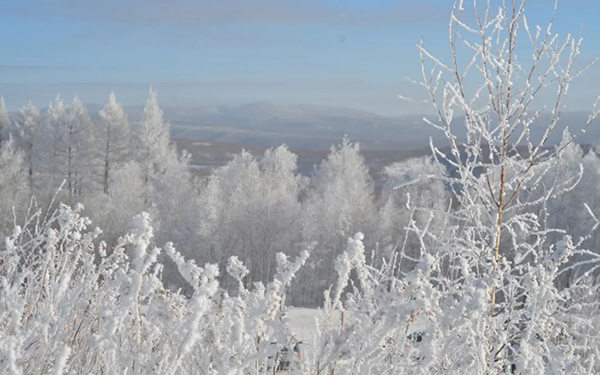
[199,150,260,278]
[13,102,41,188]
[151,150,201,283]
[35,95,67,196]
[97,92,130,194]
[199,146,305,288]
[134,87,175,204]
[257,146,306,282]
[301,137,375,294]
[36,96,97,201]
[84,161,146,247]
[128,88,201,279]
[61,96,97,199]
[0,96,10,145]
[364,0,600,372]
[0,140,30,235]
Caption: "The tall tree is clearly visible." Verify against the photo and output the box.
[85,160,146,247]
[301,137,375,294]
[0,96,11,145]
[134,87,174,204]
[0,139,30,235]
[14,102,41,188]
[395,0,600,371]
[198,146,305,287]
[63,96,97,199]
[37,95,67,194]
[152,150,201,285]
[38,96,97,201]
[98,92,130,193]
[199,150,263,282]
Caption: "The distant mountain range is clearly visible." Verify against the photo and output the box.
[84,101,600,150]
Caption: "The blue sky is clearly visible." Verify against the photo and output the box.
[0,0,599,115]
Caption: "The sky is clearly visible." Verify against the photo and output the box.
[1,0,600,116]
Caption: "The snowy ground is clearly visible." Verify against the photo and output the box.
[287,307,429,342]
[283,308,429,373]
[287,307,320,342]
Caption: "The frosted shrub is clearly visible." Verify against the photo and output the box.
[0,205,308,374]
[3,200,598,374]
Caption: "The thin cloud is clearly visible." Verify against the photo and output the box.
[16,0,450,28]
[0,65,116,72]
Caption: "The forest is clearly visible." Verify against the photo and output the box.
[2,0,600,374]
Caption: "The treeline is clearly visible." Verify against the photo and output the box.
[0,90,599,304]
